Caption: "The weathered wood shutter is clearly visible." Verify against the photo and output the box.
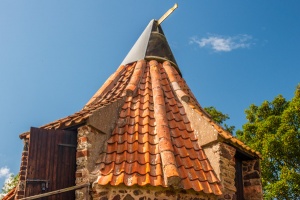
[25,127,77,199]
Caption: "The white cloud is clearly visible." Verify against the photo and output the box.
[190,34,253,52]
[0,167,13,197]
[0,167,10,178]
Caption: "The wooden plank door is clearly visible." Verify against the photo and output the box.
[25,127,77,199]
[235,156,245,200]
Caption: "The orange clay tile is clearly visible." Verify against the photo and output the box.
[2,187,15,200]
[26,59,260,196]
[149,61,180,185]
[96,60,222,194]
[85,64,126,106]
[125,60,146,96]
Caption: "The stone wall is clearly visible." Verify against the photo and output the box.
[242,160,263,200]
[219,143,237,199]
[203,142,237,200]
[15,138,29,199]
[76,125,110,200]
[92,184,216,200]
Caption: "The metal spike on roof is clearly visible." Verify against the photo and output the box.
[157,3,178,25]
[121,4,180,73]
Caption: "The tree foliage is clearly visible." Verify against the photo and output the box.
[237,84,300,199]
[0,174,18,200]
[204,106,235,134]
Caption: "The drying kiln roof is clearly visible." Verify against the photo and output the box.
[96,60,221,194]
[21,19,260,158]
[18,19,261,195]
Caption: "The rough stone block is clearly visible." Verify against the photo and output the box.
[76,150,89,158]
[22,152,28,156]
[250,178,261,186]
[244,171,260,180]
[220,148,232,160]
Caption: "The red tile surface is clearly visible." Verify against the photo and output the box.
[94,60,222,195]
[23,59,261,194]
[2,187,16,200]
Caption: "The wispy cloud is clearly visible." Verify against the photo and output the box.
[0,167,10,178]
[190,34,253,52]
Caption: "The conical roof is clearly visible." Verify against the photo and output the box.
[121,20,180,75]
[93,60,222,194]
[19,19,261,195]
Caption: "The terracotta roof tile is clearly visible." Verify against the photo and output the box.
[26,57,259,194]
[96,60,222,195]
[2,187,16,200]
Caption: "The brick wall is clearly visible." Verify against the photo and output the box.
[15,138,29,199]
[76,125,110,200]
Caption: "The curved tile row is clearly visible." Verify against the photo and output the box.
[98,172,165,187]
[101,161,163,176]
[113,124,156,136]
[177,165,219,183]
[173,145,209,160]
[103,151,161,165]
[106,141,160,155]
[181,178,221,194]
[107,132,159,145]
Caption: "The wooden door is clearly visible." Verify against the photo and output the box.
[25,127,77,199]
[235,156,245,200]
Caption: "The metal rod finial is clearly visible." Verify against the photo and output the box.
[157,3,178,25]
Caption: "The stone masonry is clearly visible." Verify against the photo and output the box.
[242,160,263,200]
[76,125,110,200]
[92,184,216,200]
[203,142,236,200]
[218,143,237,200]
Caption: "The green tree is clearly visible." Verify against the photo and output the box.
[0,174,18,200]
[237,84,300,199]
[204,106,235,134]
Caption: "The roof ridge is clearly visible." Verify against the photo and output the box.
[85,63,135,108]
[186,102,261,158]
[149,60,181,187]
[163,62,261,158]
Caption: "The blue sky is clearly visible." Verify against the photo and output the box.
[1,1,299,190]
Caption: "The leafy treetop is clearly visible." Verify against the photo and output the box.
[0,174,18,200]
[204,106,235,134]
[237,84,300,199]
